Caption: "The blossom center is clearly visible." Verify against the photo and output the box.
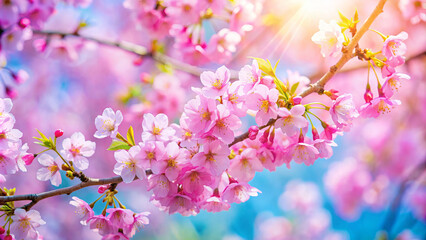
[70,147,81,157]
[260,100,269,112]
[152,127,161,135]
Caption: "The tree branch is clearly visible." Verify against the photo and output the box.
[230,0,388,147]
[0,0,389,210]
[33,30,239,80]
[380,159,426,234]
[298,0,388,98]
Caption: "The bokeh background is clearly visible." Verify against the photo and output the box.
[1,0,425,239]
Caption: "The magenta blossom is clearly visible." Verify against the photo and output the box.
[228,148,263,182]
[360,97,401,118]
[200,66,231,98]
[150,142,188,181]
[113,146,146,183]
[275,105,308,136]
[246,84,279,125]
[206,104,242,144]
[330,94,359,130]
[383,32,408,64]
[192,140,230,176]
[382,73,410,98]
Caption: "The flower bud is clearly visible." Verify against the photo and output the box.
[259,129,270,144]
[325,89,339,100]
[140,72,151,84]
[0,226,5,234]
[5,87,17,99]
[248,126,259,140]
[268,129,275,143]
[22,154,35,165]
[98,185,109,194]
[55,129,64,138]
[66,171,75,180]
[292,96,302,105]
[4,235,13,240]
[11,70,29,84]
[312,127,320,140]
[61,163,71,171]
[364,89,374,103]
[133,57,144,66]
[18,18,31,28]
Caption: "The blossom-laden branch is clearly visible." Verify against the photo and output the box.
[0,0,391,212]
[298,0,388,98]
[33,30,239,80]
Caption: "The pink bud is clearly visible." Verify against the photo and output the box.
[292,96,302,105]
[248,126,259,140]
[18,18,31,28]
[0,226,5,234]
[98,185,109,194]
[4,235,12,240]
[55,129,64,138]
[298,132,305,143]
[268,129,275,143]
[140,72,151,84]
[259,129,270,144]
[364,89,374,103]
[133,57,144,66]
[12,70,29,84]
[33,39,47,52]
[5,87,17,99]
[22,154,35,165]
[312,127,320,140]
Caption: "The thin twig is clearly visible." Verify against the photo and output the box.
[32,30,239,79]
[380,160,426,234]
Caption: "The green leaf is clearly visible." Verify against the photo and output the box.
[290,82,300,95]
[126,126,135,146]
[249,57,275,77]
[36,129,48,141]
[107,141,131,151]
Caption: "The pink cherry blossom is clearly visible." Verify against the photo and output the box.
[238,60,262,92]
[0,116,23,143]
[206,28,241,64]
[330,94,359,130]
[360,97,401,118]
[139,141,164,169]
[94,108,123,139]
[1,26,32,52]
[88,215,113,236]
[164,0,202,25]
[288,139,319,166]
[113,146,145,183]
[399,0,426,24]
[150,142,188,181]
[178,167,214,196]
[0,98,13,118]
[147,173,176,198]
[201,195,231,212]
[62,132,96,170]
[69,196,94,225]
[311,20,345,58]
[229,0,260,33]
[184,95,217,135]
[200,66,231,98]
[10,209,46,240]
[382,72,410,98]
[222,181,261,204]
[0,144,19,175]
[228,148,263,182]
[205,104,242,144]
[162,193,200,216]
[125,212,150,237]
[106,208,134,231]
[246,84,279,125]
[192,140,230,176]
[36,153,62,186]
[275,105,308,136]
[222,82,248,117]
[141,113,175,142]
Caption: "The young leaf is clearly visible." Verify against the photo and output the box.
[126,126,135,146]
[290,82,300,95]
[107,141,131,151]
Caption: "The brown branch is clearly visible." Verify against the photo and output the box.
[308,50,426,80]
[298,0,388,98]
[230,0,389,147]
[32,30,239,80]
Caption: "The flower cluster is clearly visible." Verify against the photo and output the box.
[0,98,33,183]
[123,0,263,64]
[70,196,150,239]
